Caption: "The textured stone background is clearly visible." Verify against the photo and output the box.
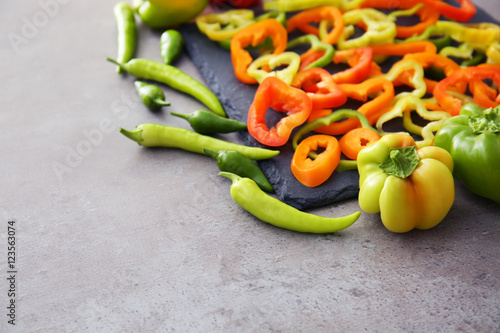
[1,1,499,332]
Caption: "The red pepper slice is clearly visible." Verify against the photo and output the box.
[308,77,395,135]
[230,18,288,84]
[291,67,347,110]
[433,66,500,116]
[331,47,373,84]
[286,6,344,45]
[247,76,312,147]
[420,0,476,22]
[359,0,421,9]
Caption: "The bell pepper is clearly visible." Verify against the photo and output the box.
[487,41,500,65]
[359,0,420,9]
[388,4,440,39]
[247,76,312,147]
[337,8,396,50]
[246,52,301,85]
[433,66,500,116]
[358,133,455,233]
[230,18,288,84]
[339,127,381,160]
[287,34,335,71]
[419,0,476,23]
[369,41,437,59]
[196,9,255,42]
[291,134,341,187]
[433,104,500,203]
[286,6,345,45]
[133,0,208,29]
[291,67,347,110]
[375,95,451,148]
[378,59,427,100]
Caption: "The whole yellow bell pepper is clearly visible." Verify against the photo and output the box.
[357,134,455,233]
[133,0,208,29]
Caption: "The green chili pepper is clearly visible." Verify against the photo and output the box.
[160,29,184,65]
[204,149,274,192]
[461,51,486,67]
[106,57,226,117]
[171,109,247,134]
[134,81,171,111]
[120,123,279,160]
[427,35,453,53]
[219,172,361,233]
[113,2,137,74]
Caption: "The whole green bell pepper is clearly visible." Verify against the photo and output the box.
[433,103,500,203]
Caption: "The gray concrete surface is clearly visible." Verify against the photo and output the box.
[1,1,499,332]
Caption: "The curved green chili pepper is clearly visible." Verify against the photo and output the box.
[106,57,226,117]
[204,148,274,192]
[134,81,170,111]
[171,109,247,134]
[287,34,335,70]
[427,35,453,53]
[219,172,361,233]
[120,123,279,160]
[461,51,486,67]
[160,29,184,65]
[113,2,137,74]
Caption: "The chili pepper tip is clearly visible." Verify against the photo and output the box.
[218,171,240,183]
[119,127,143,144]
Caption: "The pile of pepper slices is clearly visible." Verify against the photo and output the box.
[195,0,500,189]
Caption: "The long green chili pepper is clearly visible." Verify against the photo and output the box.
[134,81,171,111]
[204,148,274,192]
[106,58,226,117]
[120,123,279,160]
[219,172,361,233]
[113,2,136,74]
[171,109,247,135]
[160,29,184,65]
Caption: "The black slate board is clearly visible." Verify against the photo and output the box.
[179,5,496,210]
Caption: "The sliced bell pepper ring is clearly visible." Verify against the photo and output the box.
[388,4,440,39]
[433,66,500,116]
[292,108,380,151]
[339,127,381,160]
[406,21,500,52]
[291,134,341,187]
[397,52,466,95]
[247,52,301,85]
[230,18,288,84]
[291,67,347,110]
[247,76,312,147]
[487,41,500,65]
[331,47,373,84]
[419,0,476,23]
[306,77,395,135]
[375,95,451,148]
[377,59,427,100]
[287,34,335,71]
[337,8,397,50]
[264,0,366,13]
[368,41,437,59]
[359,0,421,9]
[196,9,255,42]
[286,6,345,45]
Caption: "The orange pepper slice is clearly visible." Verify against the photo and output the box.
[339,127,381,160]
[230,18,288,84]
[291,134,340,188]
[286,6,344,45]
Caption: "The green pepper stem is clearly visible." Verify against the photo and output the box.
[153,99,171,106]
[119,127,143,144]
[379,146,420,178]
[170,111,190,121]
[202,148,220,160]
[218,171,240,183]
[106,57,126,71]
